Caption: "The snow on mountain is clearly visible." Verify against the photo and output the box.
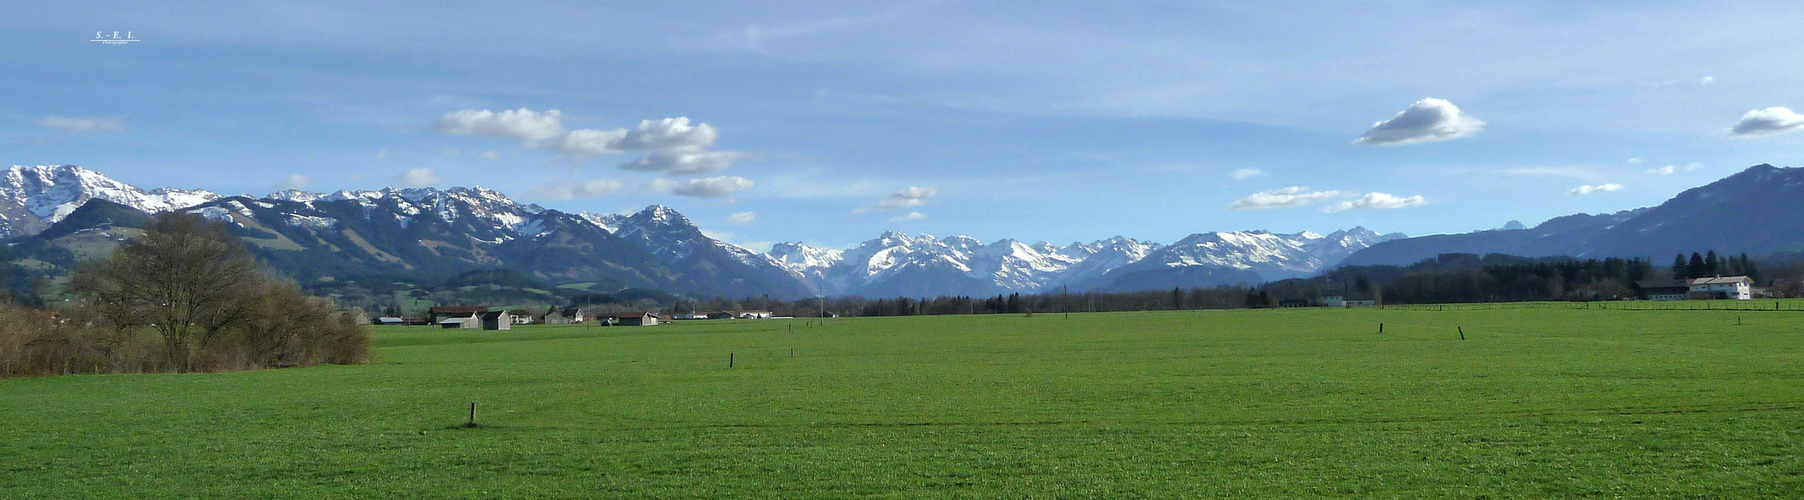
[577,211,621,233]
[969,239,1082,291]
[267,189,324,202]
[1053,236,1163,287]
[772,227,1397,295]
[0,165,222,238]
[1112,228,1406,284]
[768,242,845,284]
[1302,227,1406,264]
[259,186,552,238]
[600,204,786,269]
[774,232,1148,295]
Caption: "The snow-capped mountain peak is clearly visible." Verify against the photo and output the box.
[0,165,222,238]
[268,189,324,202]
[769,226,1396,296]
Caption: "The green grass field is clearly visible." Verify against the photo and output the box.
[4,308,1803,497]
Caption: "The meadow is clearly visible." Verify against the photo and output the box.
[3,306,1802,497]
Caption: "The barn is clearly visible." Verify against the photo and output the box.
[607,312,660,326]
[479,310,513,331]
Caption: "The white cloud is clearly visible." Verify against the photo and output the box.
[1354,98,1485,145]
[858,186,940,212]
[392,168,444,187]
[1227,186,1342,210]
[610,117,719,152]
[1700,76,1716,86]
[551,117,719,157]
[40,116,125,133]
[1231,168,1264,180]
[725,211,757,225]
[435,111,747,174]
[1568,183,1624,195]
[480,150,502,160]
[1323,192,1428,212]
[619,151,746,175]
[873,198,927,211]
[1627,157,1643,164]
[374,149,389,161]
[274,174,311,191]
[645,176,755,198]
[531,179,625,200]
[1729,107,1804,137]
[432,108,566,143]
[888,211,926,222]
[1647,165,1675,175]
[551,127,630,156]
[1685,162,1704,171]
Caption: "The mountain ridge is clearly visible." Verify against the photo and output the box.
[1341,164,1804,267]
[9,164,1415,299]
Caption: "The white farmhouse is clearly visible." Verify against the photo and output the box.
[1689,276,1752,300]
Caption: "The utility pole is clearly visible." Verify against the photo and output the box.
[1063,284,1069,319]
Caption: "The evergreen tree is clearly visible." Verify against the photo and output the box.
[1672,254,1688,279]
[1688,252,1706,279]
[1705,250,1720,276]
[1740,253,1761,282]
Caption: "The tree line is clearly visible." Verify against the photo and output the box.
[1,214,371,378]
[714,251,1793,319]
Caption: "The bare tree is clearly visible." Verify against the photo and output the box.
[71,213,258,372]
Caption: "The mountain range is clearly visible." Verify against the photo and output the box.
[16,163,1801,301]
[768,227,1404,297]
[1,165,1410,299]
[1341,164,1804,267]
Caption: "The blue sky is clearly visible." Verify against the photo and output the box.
[6,2,1804,251]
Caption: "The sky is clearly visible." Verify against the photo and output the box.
[5,2,1804,252]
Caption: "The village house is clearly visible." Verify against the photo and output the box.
[506,309,535,325]
[736,310,774,319]
[1690,276,1753,300]
[544,307,586,325]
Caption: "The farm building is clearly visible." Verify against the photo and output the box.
[1637,276,1753,300]
[428,306,488,323]
[1321,295,1376,307]
[439,316,477,329]
[479,310,513,331]
[375,316,405,325]
[1690,276,1753,300]
[506,309,535,325]
[544,307,585,325]
[1635,279,1692,301]
[737,310,774,319]
[605,312,660,326]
